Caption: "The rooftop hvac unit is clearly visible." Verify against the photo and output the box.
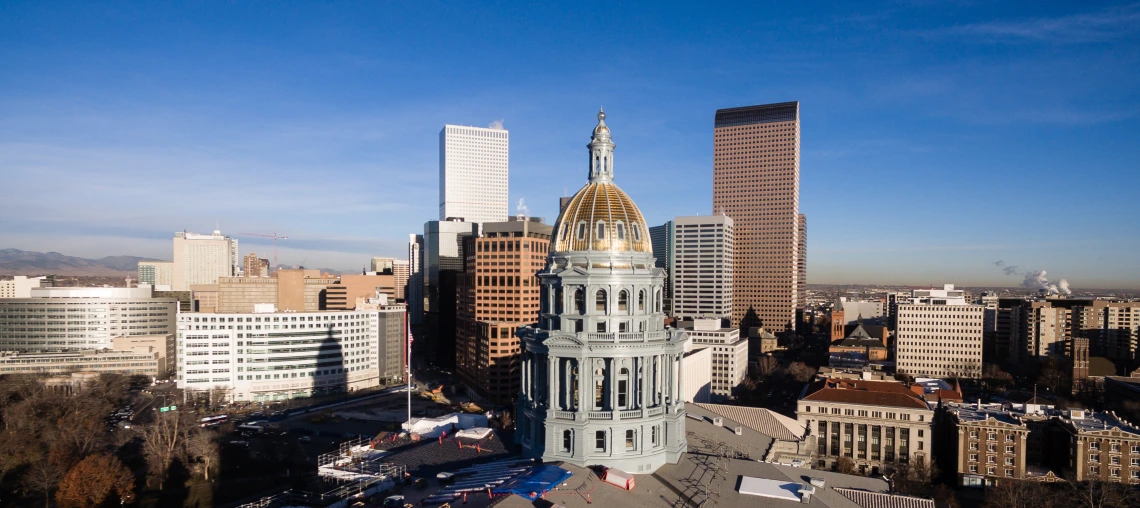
[713,417,723,426]
[735,426,743,435]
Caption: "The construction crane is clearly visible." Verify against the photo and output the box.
[237,232,289,272]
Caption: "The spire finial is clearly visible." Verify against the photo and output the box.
[598,107,605,122]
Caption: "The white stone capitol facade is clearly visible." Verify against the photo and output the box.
[516,110,690,473]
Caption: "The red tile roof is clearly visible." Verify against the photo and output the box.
[802,379,930,410]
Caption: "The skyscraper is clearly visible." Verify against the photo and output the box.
[672,215,733,321]
[648,221,674,316]
[439,124,509,224]
[712,102,802,332]
[171,230,239,291]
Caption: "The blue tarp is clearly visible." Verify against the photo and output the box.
[490,465,574,500]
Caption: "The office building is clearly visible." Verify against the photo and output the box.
[685,318,746,399]
[171,230,239,291]
[896,285,984,379]
[242,253,270,277]
[681,347,712,403]
[0,286,178,352]
[648,221,675,316]
[672,215,734,321]
[327,274,397,310]
[214,269,337,314]
[422,220,479,316]
[112,334,173,378]
[408,234,424,324]
[0,276,42,298]
[798,378,935,473]
[797,213,807,309]
[713,102,803,332]
[456,218,553,404]
[137,261,174,290]
[0,349,161,377]
[176,304,406,402]
[392,259,410,301]
[439,124,509,224]
[517,110,690,473]
[370,257,395,274]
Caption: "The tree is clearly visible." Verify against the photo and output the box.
[933,483,960,508]
[753,356,781,380]
[1063,479,1140,508]
[55,454,135,508]
[983,363,1015,389]
[139,411,189,489]
[787,362,817,383]
[983,480,1048,508]
[184,428,220,481]
[22,446,73,508]
[836,457,855,475]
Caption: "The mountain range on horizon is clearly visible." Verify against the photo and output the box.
[0,249,344,277]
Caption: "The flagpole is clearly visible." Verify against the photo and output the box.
[407,327,413,427]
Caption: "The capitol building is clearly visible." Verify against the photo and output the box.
[516,110,690,473]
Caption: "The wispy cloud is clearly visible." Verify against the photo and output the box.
[930,4,1140,44]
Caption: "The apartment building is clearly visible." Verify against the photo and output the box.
[896,285,984,379]
[797,378,935,474]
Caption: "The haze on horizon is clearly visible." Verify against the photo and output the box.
[1,2,1138,289]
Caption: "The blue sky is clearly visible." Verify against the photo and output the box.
[1,1,1138,288]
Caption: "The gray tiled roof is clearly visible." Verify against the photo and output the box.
[833,488,935,508]
[693,402,806,442]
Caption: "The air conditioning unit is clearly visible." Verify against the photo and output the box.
[734,426,743,436]
[713,417,723,426]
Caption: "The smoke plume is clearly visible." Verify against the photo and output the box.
[993,260,1072,295]
[488,119,505,130]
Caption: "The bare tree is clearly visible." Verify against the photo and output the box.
[983,480,1047,508]
[139,411,189,489]
[836,456,855,475]
[1063,479,1140,508]
[787,362,817,383]
[184,428,220,481]
[22,447,73,508]
[753,356,781,379]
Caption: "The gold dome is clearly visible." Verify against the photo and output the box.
[551,182,652,254]
[551,109,652,254]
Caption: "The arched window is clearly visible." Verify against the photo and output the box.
[595,290,607,312]
[563,429,573,452]
[555,286,564,314]
[595,368,605,408]
[632,224,641,242]
[638,290,645,311]
[577,221,587,240]
[618,290,629,312]
[618,367,629,408]
[615,222,626,240]
[625,429,636,450]
[574,288,585,314]
[596,221,606,240]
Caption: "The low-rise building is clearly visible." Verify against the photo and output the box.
[828,323,889,368]
[681,346,712,403]
[797,378,935,474]
[0,276,43,298]
[1059,409,1140,483]
[0,349,160,377]
[685,318,747,399]
[941,402,1034,487]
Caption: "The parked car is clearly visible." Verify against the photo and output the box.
[298,436,311,443]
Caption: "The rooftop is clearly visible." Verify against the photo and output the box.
[801,379,931,410]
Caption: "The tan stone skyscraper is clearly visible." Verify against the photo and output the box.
[713,102,802,331]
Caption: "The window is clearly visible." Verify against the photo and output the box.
[969,454,978,462]
[1005,457,1014,465]
[618,368,629,407]
[632,224,641,241]
[1111,468,1120,478]
[616,222,626,240]
[638,291,645,311]
[1090,454,1100,463]
[561,224,570,241]
[596,221,606,240]
[577,222,587,240]
[1005,468,1014,477]
[651,426,659,446]
[970,430,979,439]
[625,430,635,450]
[563,430,572,452]
[574,288,585,314]
[618,291,629,312]
[596,322,606,333]
[596,290,607,312]
[1111,443,1120,452]
[595,431,606,451]
[969,465,978,473]
[988,433,997,441]
[1006,446,1014,453]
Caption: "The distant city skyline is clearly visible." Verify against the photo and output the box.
[1,2,1138,288]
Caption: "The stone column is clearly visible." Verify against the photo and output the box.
[676,349,684,404]
[548,355,558,409]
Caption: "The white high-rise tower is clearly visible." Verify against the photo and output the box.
[439,124,509,224]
